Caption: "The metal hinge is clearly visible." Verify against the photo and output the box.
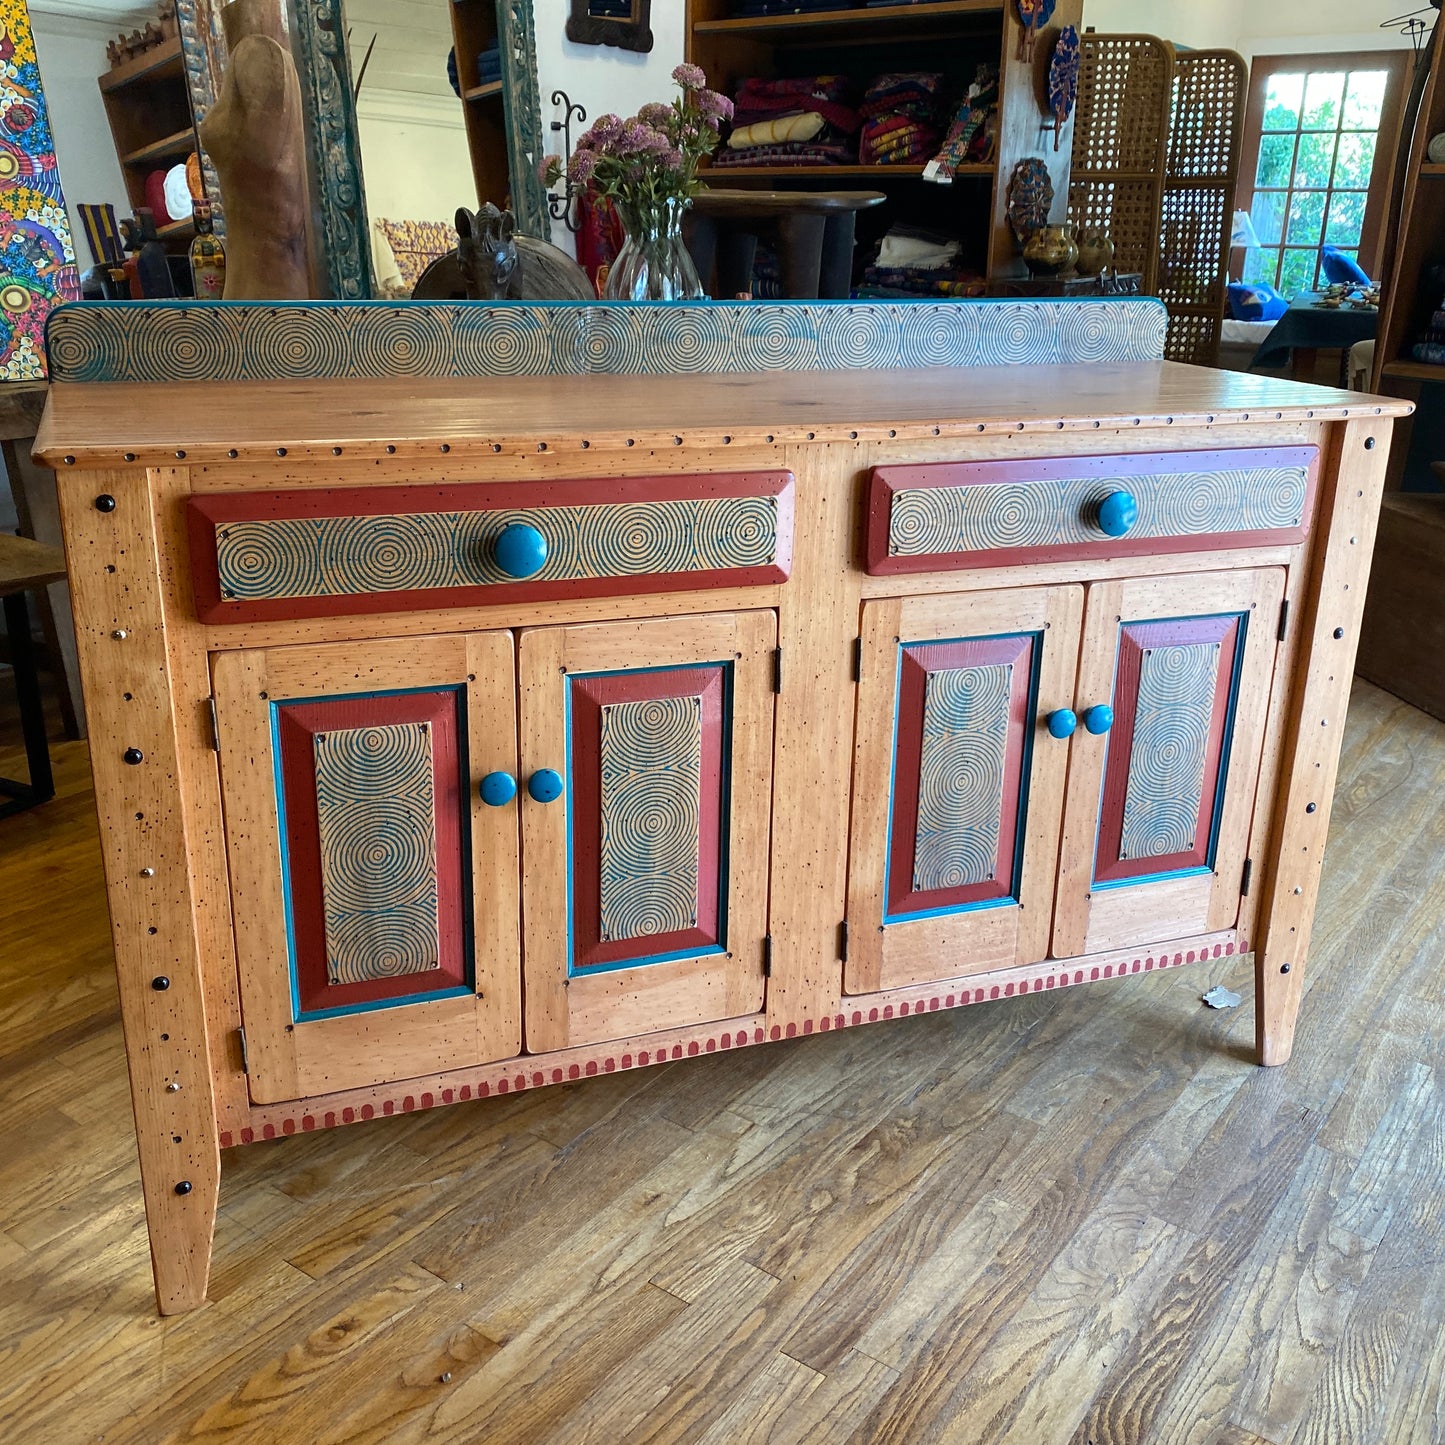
[839,920,849,962]
[1277,599,1290,642]
[852,637,863,682]
[207,696,221,753]
[236,1026,249,1073]
[1240,857,1253,897]
[773,647,783,694]
[763,934,773,977]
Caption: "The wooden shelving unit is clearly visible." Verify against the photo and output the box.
[97,37,201,254]
[450,0,511,210]
[686,0,1084,287]
[1372,20,1445,416]
[1359,15,1445,719]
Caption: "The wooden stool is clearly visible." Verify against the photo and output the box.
[0,532,66,815]
[686,189,886,299]
[1,379,84,737]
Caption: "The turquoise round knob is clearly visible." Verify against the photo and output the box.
[1046,708,1078,739]
[1083,704,1115,735]
[494,522,548,579]
[478,771,516,807]
[1097,491,1139,538]
[527,768,564,804]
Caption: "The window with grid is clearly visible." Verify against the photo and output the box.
[1236,53,1409,297]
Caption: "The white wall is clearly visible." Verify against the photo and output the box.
[531,0,685,249]
[1085,0,1417,60]
[355,91,473,225]
[29,11,138,267]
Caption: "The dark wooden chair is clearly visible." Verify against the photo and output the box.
[0,532,66,814]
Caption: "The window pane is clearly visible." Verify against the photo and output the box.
[1302,71,1346,129]
[1324,189,1367,247]
[1263,73,1305,131]
[1334,131,1377,188]
[1287,191,1327,245]
[1244,247,1280,287]
[1251,191,1288,245]
[1343,71,1388,130]
[1295,132,1337,188]
[1280,248,1318,296]
[1257,134,1297,189]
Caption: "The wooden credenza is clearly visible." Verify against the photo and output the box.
[36,300,1409,1314]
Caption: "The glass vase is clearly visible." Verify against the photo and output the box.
[604,196,705,301]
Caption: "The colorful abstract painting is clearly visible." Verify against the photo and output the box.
[0,0,79,379]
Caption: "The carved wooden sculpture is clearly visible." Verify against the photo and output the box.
[197,0,310,299]
[413,205,595,301]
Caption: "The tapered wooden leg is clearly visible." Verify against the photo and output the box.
[58,468,223,1311]
[1255,418,1392,1065]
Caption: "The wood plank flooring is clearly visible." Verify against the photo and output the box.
[0,678,1442,1444]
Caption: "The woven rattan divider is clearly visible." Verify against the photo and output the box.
[1068,34,1175,294]
[1160,51,1247,365]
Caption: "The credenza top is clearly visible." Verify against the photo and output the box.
[35,361,1412,469]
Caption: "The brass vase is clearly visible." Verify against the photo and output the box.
[1023,224,1078,278]
[1075,229,1115,278]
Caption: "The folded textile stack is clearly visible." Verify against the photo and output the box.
[924,64,999,181]
[714,75,862,168]
[859,72,945,166]
[1411,299,1445,366]
[727,0,852,13]
[856,223,982,298]
[475,39,501,87]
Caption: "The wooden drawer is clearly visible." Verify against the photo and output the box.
[865,446,1317,575]
[187,472,794,622]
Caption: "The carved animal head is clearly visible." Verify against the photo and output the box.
[455,204,519,300]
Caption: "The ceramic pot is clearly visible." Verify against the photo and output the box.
[1023,224,1078,278]
[1075,229,1114,278]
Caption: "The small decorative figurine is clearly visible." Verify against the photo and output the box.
[412,205,595,301]
[188,201,226,299]
[1048,26,1080,152]
[1015,0,1056,62]
[120,208,174,298]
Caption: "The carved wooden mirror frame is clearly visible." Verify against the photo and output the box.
[565,0,653,54]
[175,0,550,299]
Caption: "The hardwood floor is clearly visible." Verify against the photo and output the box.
[0,678,1442,1444]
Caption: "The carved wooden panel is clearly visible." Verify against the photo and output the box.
[599,695,702,943]
[867,446,1318,574]
[1118,642,1220,862]
[845,587,1084,997]
[313,722,442,985]
[1093,614,1242,886]
[188,473,794,623]
[912,663,1014,894]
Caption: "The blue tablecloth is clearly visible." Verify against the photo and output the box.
[1251,294,1379,369]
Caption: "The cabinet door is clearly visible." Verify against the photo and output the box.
[1053,568,1285,957]
[213,633,521,1103]
[845,586,1083,994]
[519,612,775,1052]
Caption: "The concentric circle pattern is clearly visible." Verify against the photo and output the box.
[215,495,780,602]
[890,465,1309,558]
[599,695,703,943]
[46,299,1170,383]
[313,723,441,985]
[1119,643,1218,861]
[912,665,1012,894]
